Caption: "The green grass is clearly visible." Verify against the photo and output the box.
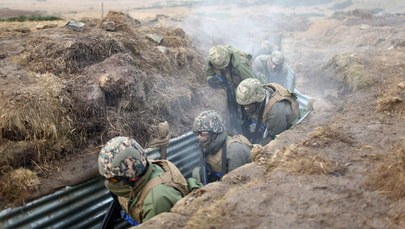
[0,15,62,22]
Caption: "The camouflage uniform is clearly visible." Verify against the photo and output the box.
[191,110,252,183]
[206,45,260,89]
[252,51,296,92]
[236,79,300,145]
[98,137,183,224]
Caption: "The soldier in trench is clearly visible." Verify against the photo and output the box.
[191,110,252,184]
[98,136,202,226]
[235,78,300,145]
[206,44,263,135]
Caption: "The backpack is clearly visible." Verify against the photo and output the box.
[227,134,253,149]
[120,160,190,223]
[262,83,300,123]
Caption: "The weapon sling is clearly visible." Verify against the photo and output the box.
[221,142,228,176]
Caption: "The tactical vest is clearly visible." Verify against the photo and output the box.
[207,135,253,173]
[118,160,189,223]
[262,83,300,123]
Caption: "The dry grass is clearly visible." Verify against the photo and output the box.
[185,197,226,229]
[303,126,353,147]
[264,144,346,176]
[325,53,377,91]
[0,73,74,169]
[375,82,404,115]
[0,10,207,206]
[375,96,404,114]
[366,145,405,200]
[19,35,126,74]
[0,168,40,206]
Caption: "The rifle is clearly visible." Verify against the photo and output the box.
[217,74,243,134]
[200,149,208,185]
[250,100,266,144]
[100,192,122,229]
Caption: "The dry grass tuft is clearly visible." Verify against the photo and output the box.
[303,126,353,147]
[375,82,404,115]
[264,144,345,176]
[375,96,403,114]
[366,145,405,200]
[98,11,141,33]
[0,168,40,205]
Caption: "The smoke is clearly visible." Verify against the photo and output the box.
[180,4,284,57]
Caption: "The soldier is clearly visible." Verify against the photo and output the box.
[206,45,261,135]
[235,78,300,145]
[206,45,259,88]
[252,51,295,92]
[191,110,252,184]
[253,39,280,57]
[98,136,194,226]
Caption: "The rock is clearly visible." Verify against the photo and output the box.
[398,81,405,89]
[36,24,58,30]
[157,46,168,54]
[101,21,116,31]
[13,27,31,33]
[65,20,85,31]
[146,33,163,44]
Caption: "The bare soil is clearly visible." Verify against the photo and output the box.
[0,1,404,228]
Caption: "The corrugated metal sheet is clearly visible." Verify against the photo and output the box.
[0,131,201,229]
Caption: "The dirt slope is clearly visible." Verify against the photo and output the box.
[0,10,221,207]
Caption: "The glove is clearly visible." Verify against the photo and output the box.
[207,74,226,89]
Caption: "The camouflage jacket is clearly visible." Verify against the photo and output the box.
[119,163,183,223]
[252,55,296,92]
[206,45,258,88]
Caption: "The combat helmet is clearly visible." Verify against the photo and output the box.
[192,110,225,134]
[98,136,147,179]
[236,78,266,105]
[208,45,230,70]
[260,40,279,55]
[269,51,285,66]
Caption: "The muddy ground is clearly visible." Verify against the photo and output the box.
[0,1,404,228]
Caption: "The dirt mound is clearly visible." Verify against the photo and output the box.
[0,11,211,206]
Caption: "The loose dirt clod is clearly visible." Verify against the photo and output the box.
[366,145,405,200]
[0,168,40,206]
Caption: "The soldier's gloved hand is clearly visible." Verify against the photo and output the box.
[207,74,226,89]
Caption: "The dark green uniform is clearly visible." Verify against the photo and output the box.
[207,45,259,88]
[106,163,183,223]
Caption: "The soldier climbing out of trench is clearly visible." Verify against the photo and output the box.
[206,45,263,137]
[235,78,300,145]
